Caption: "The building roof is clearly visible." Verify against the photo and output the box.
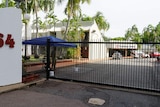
[31,20,98,34]
[50,21,95,32]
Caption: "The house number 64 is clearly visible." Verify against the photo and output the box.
[0,33,15,48]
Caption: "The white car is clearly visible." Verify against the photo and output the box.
[131,50,149,58]
[142,53,150,58]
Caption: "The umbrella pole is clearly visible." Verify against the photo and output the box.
[46,39,50,80]
[51,47,56,71]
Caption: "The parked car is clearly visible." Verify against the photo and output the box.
[149,52,160,58]
[112,51,122,60]
[141,53,150,58]
[131,50,150,58]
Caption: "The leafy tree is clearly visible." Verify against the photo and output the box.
[0,0,15,8]
[102,35,111,41]
[154,22,160,42]
[142,23,160,51]
[111,37,126,41]
[125,25,142,49]
[126,25,142,41]
[154,22,160,51]
[142,24,155,43]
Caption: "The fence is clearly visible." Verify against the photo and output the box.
[46,41,160,92]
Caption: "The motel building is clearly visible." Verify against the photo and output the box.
[23,19,138,60]
[31,20,108,60]
[107,40,138,57]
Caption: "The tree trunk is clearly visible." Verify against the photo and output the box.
[34,4,39,57]
[63,15,71,40]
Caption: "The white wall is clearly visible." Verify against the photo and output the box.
[89,21,108,60]
[55,31,63,39]
[0,8,22,86]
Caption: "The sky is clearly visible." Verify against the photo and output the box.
[53,0,160,38]
[1,0,160,38]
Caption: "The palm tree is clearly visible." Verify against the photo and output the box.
[24,0,41,57]
[81,14,93,21]
[45,10,60,34]
[67,17,82,41]
[27,0,55,56]
[33,17,48,35]
[27,0,40,38]
[93,11,110,32]
[63,0,91,40]
[80,12,110,37]
[51,0,90,61]
[40,0,55,12]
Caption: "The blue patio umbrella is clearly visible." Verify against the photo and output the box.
[22,36,77,47]
[22,36,77,79]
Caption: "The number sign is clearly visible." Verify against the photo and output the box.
[0,33,15,48]
[0,8,22,86]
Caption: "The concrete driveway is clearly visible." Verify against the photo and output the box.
[0,80,160,107]
[55,58,160,91]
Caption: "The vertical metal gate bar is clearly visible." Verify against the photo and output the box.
[46,39,50,80]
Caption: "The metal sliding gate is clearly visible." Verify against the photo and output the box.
[47,41,160,92]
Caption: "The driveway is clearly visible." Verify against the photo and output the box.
[54,58,160,91]
[0,80,159,107]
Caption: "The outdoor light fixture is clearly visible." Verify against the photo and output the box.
[61,26,66,31]
[91,30,96,33]
[24,13,30,20]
